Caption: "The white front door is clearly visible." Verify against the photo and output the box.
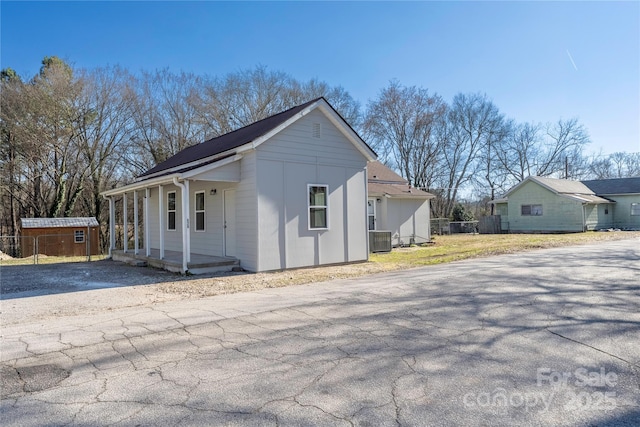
[367,198,376,230]
[224,189,236,257]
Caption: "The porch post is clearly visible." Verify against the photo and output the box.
[185,179,191,263]
[133,190,139,255]
[172,177,189,273]
[159,185,165,259]
[123,192,128,253]
[108,196,115,257]
[145,188,150,257]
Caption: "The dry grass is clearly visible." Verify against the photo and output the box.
[0,254,108,265]
[158,231,640,298]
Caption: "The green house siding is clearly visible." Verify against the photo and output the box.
[583,204,615,230]
[607,195,640,229]
[495,202,509,230]
[507,180,584,232]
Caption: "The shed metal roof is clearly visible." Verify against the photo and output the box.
[20,217,99,228]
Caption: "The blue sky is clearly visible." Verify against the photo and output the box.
[2,1,639,155]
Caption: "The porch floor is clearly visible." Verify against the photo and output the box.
[112,249,239,274]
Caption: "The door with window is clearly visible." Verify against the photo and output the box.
[367,198,376,230]
[223,189,236,257]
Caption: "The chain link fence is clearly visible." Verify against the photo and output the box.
[0,232,102,265]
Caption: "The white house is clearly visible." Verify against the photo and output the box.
[101,98,377,273]
[367,161,434,246]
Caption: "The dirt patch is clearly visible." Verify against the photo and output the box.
[0,250,14,260]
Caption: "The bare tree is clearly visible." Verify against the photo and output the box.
[128,69,205,173]
[588,151,640,179]
[537,118,590,178]
[434,93,504,218]
[363,80,446,188]
[75,66,135,247]
[192,66,362,140]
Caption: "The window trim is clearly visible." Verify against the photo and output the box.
[308,184,329,230]
[167,191,176,231]
[632,203,640,216]
[521,204,543,216]
[195,191,206,232]
[74,230,85,243]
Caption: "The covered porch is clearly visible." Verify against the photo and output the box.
[101,155,242,274]
[112,249,239,274]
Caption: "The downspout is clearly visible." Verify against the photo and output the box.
[173,177,189,273]
[582,203,587,232]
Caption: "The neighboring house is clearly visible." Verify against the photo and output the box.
[582,177,640,229]
[494,176,640,233]
[101,98,377,273]
[367,161,435,246]
[20,217,100,257]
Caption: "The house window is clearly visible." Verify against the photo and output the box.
[167,191,176,230]
[521,204,543,216]
[604,208,609,215]
[632,203,640,216]
[367,199,376,230]
[308,184,328,229]
[195,191,205,231]
[74,230,85,243]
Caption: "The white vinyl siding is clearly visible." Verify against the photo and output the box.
[255,110,369,271]
[384,198,431,246]
[188,181,236,257]
[234,151,258,271]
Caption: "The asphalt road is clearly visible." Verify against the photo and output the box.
[1,239,639,426]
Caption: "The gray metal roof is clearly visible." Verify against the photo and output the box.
[20,217,99,228]
[581,177,640,195]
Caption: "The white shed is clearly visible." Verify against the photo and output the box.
[101,98,377,273]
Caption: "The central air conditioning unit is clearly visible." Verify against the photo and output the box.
[369,231,392,253]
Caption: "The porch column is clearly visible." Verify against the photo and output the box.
[123,192,128,253]
[108,196,115,257]
[172,177,190,273]
[133,190,139,255]
[159,185,165,259]
[145,188,150,257]
[184,179,191,263]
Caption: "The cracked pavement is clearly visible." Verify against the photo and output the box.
[1,239,639,426]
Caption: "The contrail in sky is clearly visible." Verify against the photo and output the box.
[566,50,578,71]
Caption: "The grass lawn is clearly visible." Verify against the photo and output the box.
[370,231,640,268]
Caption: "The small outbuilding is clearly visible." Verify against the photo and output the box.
[19,217,100,257]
